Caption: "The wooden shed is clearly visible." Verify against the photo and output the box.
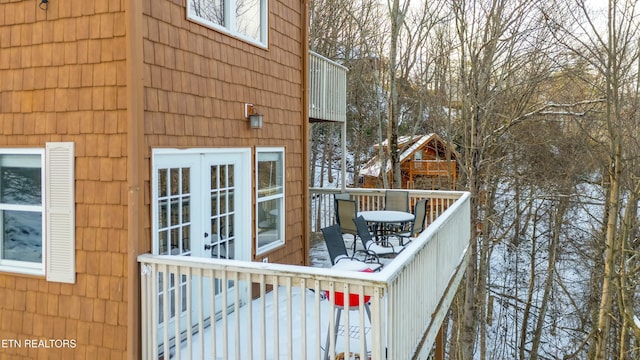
[358,134,459,190]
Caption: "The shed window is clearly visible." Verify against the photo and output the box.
[187,0,268,47]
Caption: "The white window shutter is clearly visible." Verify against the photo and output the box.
[45,142,76,284]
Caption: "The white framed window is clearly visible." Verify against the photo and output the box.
[0,143,75,283]
[187,0,268,48]
[256,147,284,254]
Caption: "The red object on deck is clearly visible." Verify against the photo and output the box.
[327,268,373,307]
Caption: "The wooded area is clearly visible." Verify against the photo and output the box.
[308,0,640,358]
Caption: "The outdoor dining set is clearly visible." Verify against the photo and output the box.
[320,190,429,360]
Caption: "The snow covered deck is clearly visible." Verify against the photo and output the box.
[138,189,470,359]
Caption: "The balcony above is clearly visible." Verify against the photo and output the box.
[309,51,347,123]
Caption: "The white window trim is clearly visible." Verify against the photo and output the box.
[0,148,45,276]
[0,143,75,283]
[255,147,285,255]
[186,0,269,48]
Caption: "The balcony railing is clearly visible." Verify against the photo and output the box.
[309,51,347,122]
[139,189,470,359]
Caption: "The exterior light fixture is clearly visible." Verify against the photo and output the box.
[245,103,263,129]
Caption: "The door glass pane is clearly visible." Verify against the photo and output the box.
[159,200,168,228]
[211,165,218,189]
[206,163,236,262]
[157,167,191,256]
[228,165,234,187]
[159,231,168,254]
[158,169,168,197]
[170,169,180,195]
[220,165,227,188]
[220,190,227,214]
[181,168,190,193]
[182,199,190,223]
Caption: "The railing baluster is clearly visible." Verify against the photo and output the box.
[246,272,253,360]
[221,270,228,360]
[260,273,267,360]
[209,269,216,358]
[234,271,240,359]
[273,274,280,358]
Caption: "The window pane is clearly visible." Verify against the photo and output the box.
[2,210,42,263]
[257,198,282,249]
[190,0,225,26]
[0,158,42,206]
[236,0,261,41]
[257,152,283,198]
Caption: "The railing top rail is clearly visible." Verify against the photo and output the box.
[377,191,471,282]
[411,159,457,163]
[138,253,388,288]
[309,50,349,72]
[310,187,466,200]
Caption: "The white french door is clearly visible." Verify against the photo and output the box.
[151,148,251,350]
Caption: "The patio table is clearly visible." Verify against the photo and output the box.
[359,210,414,245]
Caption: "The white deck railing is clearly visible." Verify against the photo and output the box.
[309,188,461,232]
[139,190,470,360]
[309,51,347,122]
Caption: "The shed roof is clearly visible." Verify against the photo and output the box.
[359,134,458,177]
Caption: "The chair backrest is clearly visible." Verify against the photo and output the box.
[321,224,349,265]
[385,190,409,212]
[333,193,350,225]
[412,198,428,235]
[335,199,358,235]
[353,215,374,248]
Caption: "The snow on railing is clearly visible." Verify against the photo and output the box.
[138,190,470,359]
[309,51,347,122]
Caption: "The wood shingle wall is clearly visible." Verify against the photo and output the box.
[0,0,129,358]
[0,0,307,357]
[141,0,307,265]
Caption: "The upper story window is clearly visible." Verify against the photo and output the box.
[187,0,268,47]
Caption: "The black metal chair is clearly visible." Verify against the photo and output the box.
[334,198,359,251]
[353,215,405,256]
[397,198,428,245]
[321,224,381,270]
[384,190,409,212]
